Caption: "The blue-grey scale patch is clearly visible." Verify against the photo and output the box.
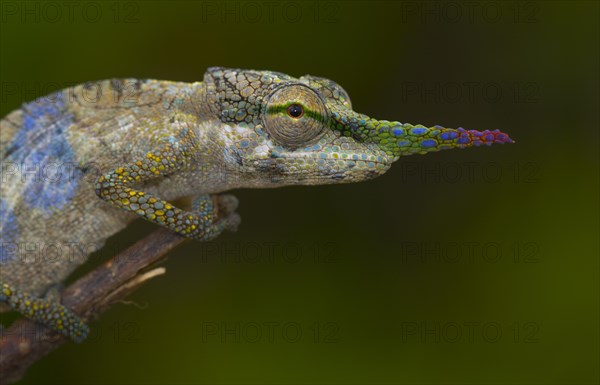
[0,199,19,264]
[439,131,459,140]
[421,139,437,148]
[410,127,427,136]
[7,93,82,214]
[392,127,405,137]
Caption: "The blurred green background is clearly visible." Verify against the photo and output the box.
[1,1,598,384]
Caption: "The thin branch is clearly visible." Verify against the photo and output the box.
[0,228,187,384]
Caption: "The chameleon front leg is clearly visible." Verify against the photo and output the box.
[95,139,240,241]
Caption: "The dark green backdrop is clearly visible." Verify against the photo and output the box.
[1,1,598,384]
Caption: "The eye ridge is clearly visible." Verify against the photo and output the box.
[287,103,304,119]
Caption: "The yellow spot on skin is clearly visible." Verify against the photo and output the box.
[121,199,130,205]
[155,210,165,216]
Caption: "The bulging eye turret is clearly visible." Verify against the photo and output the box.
[263,84,328,148]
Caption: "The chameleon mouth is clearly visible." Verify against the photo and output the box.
[267,152,392,169]
[257,158,391,185]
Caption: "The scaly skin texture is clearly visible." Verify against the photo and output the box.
[0,67,513,342]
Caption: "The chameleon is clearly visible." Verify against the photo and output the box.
[0,67,513,343]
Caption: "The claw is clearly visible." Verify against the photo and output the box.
[215,194,239,216]
[224,213,242,232]
[215,195,240,232]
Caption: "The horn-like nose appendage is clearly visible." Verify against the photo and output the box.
[379,122,514,157]
[330,111,514,158]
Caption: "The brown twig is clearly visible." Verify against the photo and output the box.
[0,228,187,384]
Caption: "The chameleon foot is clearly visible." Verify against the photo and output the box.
[213,194,241,232]
[191,194,241,241]
[0,282,89,343]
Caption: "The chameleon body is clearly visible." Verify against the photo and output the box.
[0,67,513,342]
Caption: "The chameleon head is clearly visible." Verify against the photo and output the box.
[202,67,514,188]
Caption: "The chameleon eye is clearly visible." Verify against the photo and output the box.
[263,84,327,148]
[287,104,304,119]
